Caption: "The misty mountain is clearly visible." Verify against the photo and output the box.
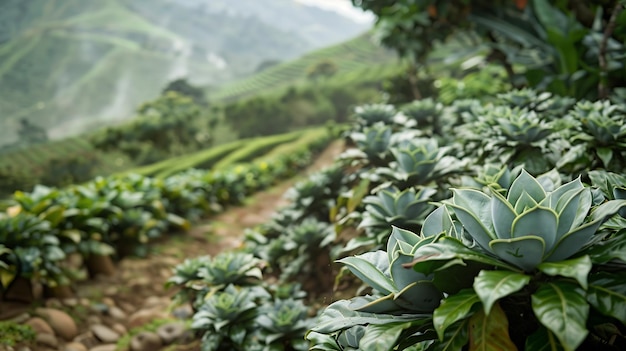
[0,0,370,147]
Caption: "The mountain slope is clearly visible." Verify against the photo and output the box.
[0,0,369,147]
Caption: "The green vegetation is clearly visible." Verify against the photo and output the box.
[0,321,35,347]
[210,32,398,102]
[0,0,368,148]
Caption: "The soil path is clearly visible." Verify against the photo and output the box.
[65,140,344,349]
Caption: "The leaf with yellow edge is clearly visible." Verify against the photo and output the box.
[469,302,518,351]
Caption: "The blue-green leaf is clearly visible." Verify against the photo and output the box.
[489,236,545,272]
[473,270,531,315]
[339,254,395,294]
[490,191,516,240]
[531,281,589,351]
[508,170,547,204]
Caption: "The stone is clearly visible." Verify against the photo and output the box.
[45,298,63,308]
[88,345,117,351]
[101,297,115,307]
[36,333,58,348]
[143,296,163,309]
[35,307,78,340]
[87,315,102,325]
[62,298,79,307]
[171,304,193,319]
[156,321,187,344]
[25,317,54,335]
[128,308,167,328]
[64,342,88,351]
[108,306,127,320]
[90,324,120,343]
[130,331,162,351]
[89,303,109,314]
[118,301,135,313]
[73,331,98,349]
[111,323,127,336]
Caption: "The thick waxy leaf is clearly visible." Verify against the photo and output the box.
[590,199,626,222]
[433,288,479,340]
[585,233,626,264]
[586,272,626,324]
[473,270,531,315]
[447,201,494,250]
[510,206,557,249]
[531,281,589,351]
[508,170,546,204]
[468,302,518,351]
[390,252,430,290]
[490,191,516,239]
[525,326,565,351]
[450,189,494,237]
[421,206,454,237]
[490,236,545,271]
[538,255,591,289]
[546,220,602,262]
[311,300,429,334]
[412,236,521,275]
[358,322,411,351]
[339,253,395,294]
[552,188,584,238]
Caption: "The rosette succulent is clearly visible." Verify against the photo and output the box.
[446,170,621,271]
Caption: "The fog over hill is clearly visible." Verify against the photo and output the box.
[0,0,370,147]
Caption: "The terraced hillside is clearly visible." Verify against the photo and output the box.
[210,32,399,102]
[0,0,368,148]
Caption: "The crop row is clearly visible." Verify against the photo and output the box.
[0,128,333,298]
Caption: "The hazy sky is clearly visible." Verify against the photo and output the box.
[294,0,374,23]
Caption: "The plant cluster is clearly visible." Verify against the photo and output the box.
[167,252,314,351]
[164,88,625,350]
[1,132,332,298]
[304,90,626,350]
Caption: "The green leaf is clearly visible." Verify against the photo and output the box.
[525,326,565,351]
[586,272,626,324]
[359,322,409,351]
[585,234,626,264]
[468,302,518,351]
[473,270,531,315]
[531,281,589,351]
[538,256,591,289]
[596,147,613,168]
[433,288,479,340]
[429,320,469,351]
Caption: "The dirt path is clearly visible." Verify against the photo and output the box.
[59,140,345,349]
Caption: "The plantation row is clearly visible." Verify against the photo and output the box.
[211,33,396,102]
[0,127,333,296]
[165,89,626,350]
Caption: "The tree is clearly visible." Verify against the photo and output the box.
[352,0,625,100]
[306,60,338,81]
[162,78,208,106]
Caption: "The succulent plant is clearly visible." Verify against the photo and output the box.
[256,298,312,350]
[353,186,436,251]
[444,170,624,271]
[339,227,443,314]
[352,104,397,127]
[375,138,466,189]
[192,284,269,351]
